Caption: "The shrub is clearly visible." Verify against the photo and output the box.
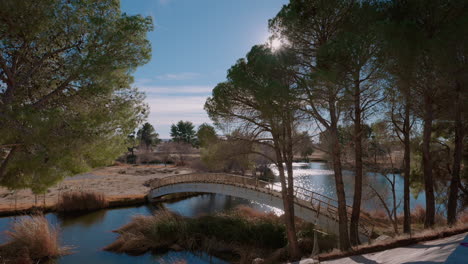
[459,211,468,224]
[0,215,70,262]
[412,205,425,224]
[105,208,337,262]
[57,191,108,212]
[369,210,388,221]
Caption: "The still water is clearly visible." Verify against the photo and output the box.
[0,161,429,263]
[275,162,428,212]
[0,194,273,264]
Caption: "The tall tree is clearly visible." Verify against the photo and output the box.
[196,123,218,148]
[170,121,197,146]
[270,0,355,250]
[0,0,151,193]
[205,45,302,259]
[321,1,385,245]
[396,0,466,228]
[435,1,468,225]
[137,122,161,150]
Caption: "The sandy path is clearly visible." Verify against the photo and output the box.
[0,164,193,214]
[316,232,468,264]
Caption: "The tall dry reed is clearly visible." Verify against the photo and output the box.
[57,191,108,212]
[0,215,70,262]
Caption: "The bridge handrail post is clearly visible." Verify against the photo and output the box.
[316,200,321,218]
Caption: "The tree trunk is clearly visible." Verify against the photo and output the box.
[447,82,464,226]
[285,119,300,259]
[422,94,435,228]
[350,79,363,246]
[0,146,17,180]
[403,94,412,234]
[329,102,351,251]
[273,138,300,258]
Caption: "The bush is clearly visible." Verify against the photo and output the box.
[0,215,70,262]
[57,191,108,212]
[412,205,425,224]
[105,207,337,262]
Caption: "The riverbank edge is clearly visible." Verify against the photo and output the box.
[0,192,207,218]
[0,195,147,217]
[316,224,468,262]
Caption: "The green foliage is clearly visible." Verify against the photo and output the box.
[0,0,152,192]
[196,123,217,148]
[170,120,197,146]
[137,122,161,150]
[200,137,252,173]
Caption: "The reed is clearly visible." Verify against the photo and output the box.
[105,207,337,263]
[0,215,70,263]
[56,191,108,212]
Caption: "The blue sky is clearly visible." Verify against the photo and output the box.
[120,0,288,138]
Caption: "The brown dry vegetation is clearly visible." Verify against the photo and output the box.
[56,191,108,212]
[104,206,337,263]
[365,205,451,237]
[0,215,70,263]
[0,164,193,216]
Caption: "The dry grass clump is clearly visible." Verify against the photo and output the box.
[0,215,70,263]
[104,210,183,255]
[409,205,445,226]
[105,207,337,263]
[368,209,388,221]
[232,205,279,220]
[57,191,108,212]
[411,205,426,224]
[458,211,468,224]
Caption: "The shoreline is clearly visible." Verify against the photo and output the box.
[0,191,208,218]
[0,194,148,218]
[0,163,194,218]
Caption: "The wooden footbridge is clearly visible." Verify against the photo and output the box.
[148,173,375,242]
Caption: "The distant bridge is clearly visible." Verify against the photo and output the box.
[148,173,375,242]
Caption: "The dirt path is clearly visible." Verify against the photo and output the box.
[0,164,193,215]
[316,232,468,264]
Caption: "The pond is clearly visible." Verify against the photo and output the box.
[0,161,431,263]
[0,194,278,264]
[277,162,429,212]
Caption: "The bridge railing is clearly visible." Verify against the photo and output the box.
[150,173,375,237]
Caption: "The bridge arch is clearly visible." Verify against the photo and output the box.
[148,173,373,242]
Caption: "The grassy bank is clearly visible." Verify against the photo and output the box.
[0,215,70,264]
[104,206,337,263]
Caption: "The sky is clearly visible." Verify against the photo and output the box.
[120,0,288,138]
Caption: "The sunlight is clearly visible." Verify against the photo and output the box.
[269,37,283,51]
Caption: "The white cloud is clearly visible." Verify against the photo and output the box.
[155,72,200,81]
[133,80,215,137]
[137,85,213,95]
[144,95,212,138]
[146,96,208,115]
